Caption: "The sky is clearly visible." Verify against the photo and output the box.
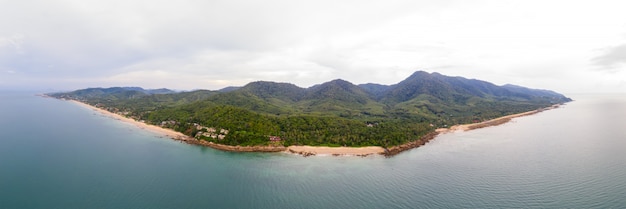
[1,0,625,93]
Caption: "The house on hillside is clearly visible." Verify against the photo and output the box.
[269,136,281,142]
[220,129,229,134]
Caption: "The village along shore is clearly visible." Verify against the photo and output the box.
[46,95,562,157]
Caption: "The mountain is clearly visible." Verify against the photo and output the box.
[52,87,176,100]
[217,86,241,93]
[383,71,458,103]
[241,81,306,103]
[300,79,385,115]
[358,83,391,99]
[48,71,571,148]
[305,79,370,104]
[146,88,177,94]
[501,84,570,101]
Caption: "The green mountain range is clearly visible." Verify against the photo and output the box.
[48,71,571,148]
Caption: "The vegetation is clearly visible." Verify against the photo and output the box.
[48,71,571,148]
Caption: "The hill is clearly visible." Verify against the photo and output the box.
[48,71,571,148]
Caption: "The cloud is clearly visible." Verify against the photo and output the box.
[592,43,626,72]
[0,34,25,55]
[0,0,445,80]
[2,0,626,93]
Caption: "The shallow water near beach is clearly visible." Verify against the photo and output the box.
[1,92,625,208]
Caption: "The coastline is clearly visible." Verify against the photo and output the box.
[384,104,562,156]
[64,98,387,156]
[286,145,385,157]
[67,99,288,153]
[435,104,561,134]
[57,97,561,157]
[69,100,189,140]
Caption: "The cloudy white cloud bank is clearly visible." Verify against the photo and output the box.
[1,0,625,93]
[592,43,626,71]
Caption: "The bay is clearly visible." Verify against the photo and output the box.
[1,92,625,208]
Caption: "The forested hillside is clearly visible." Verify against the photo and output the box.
[49,71,571,148]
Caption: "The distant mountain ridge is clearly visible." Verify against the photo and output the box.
[52,71,572,121]
[51,71,571,117]
[371,71,569,103]
[228,71,570,107]
[60,87,176,99]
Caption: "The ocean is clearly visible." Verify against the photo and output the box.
[1,91,625,208]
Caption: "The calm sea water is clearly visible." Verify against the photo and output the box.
[1,92,625,208]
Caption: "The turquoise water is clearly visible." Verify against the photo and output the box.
[1,92,625,208]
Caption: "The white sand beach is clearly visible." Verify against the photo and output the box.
[70,100,188,139]
[286,145,385,156]
[67,99,559,156]
[435,105,560,134]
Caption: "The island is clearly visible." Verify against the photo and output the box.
[46,71,572,157]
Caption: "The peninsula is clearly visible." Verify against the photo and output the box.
[47,71,571,156]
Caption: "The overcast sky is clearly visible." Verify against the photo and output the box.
[1,0,625,93]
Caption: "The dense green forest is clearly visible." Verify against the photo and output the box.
[49,71,571,148]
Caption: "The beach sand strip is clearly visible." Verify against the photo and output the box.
[64,98,560,157]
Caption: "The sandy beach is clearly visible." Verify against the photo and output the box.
[67,99,386,156]
[435,104,560,134]
[282,107,558,157]
[65,98,559,157]
[70,100,188,140]
[286,145,385,156]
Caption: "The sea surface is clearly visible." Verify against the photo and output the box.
[1,91,625,208]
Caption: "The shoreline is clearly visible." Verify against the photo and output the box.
[381,104,562,156]
[69,100,189,140]
[56,97,561,157]
[286,145,386,157]
[66,99,288,153]
[435,104,561,134]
